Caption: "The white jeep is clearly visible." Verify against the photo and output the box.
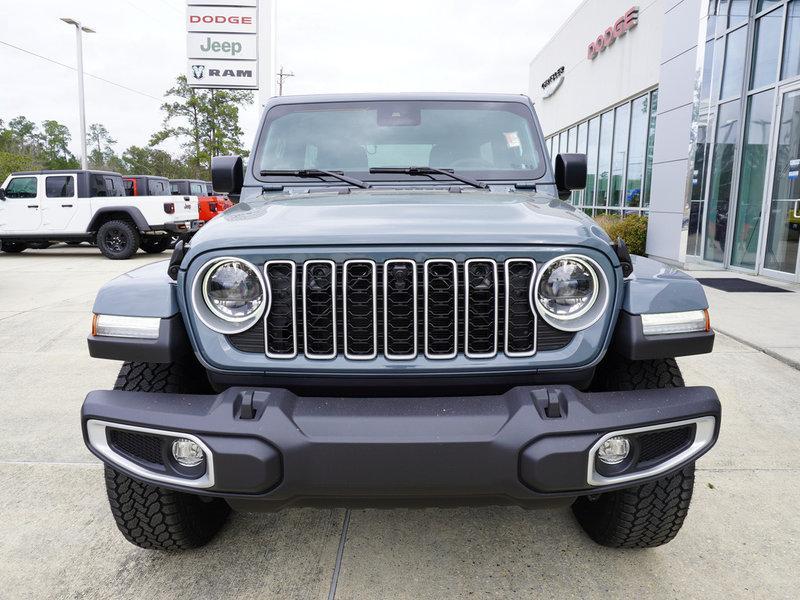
[0,169,199,259]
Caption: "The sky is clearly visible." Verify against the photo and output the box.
[0,0,583,158]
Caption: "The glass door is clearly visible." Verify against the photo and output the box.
[760,84,800,281]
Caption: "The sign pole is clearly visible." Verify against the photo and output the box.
[258,0,276,107]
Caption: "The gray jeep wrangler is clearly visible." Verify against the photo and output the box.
[82,94,720,551]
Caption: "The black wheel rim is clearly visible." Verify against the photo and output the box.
[105,228,127,253]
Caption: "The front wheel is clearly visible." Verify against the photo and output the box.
[573,355,696,548]
[97,220,139,259]
[103,361,228,550]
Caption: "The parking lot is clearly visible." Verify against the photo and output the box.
[0,246,798,600]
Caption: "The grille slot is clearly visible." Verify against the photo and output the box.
[302,260,337,359]
[227,257,578,359]
[636,426,694,464]
[107,429,164,466]
[384,259,418,359]
[424,259,458,359]
[343,260,378,359]
[504,259,537,357]
[465,259,498,358]
[265,260,297,358]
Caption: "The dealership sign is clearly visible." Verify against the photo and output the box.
[587,6,639,60]
[541,66,565,99]
[186,1,258,89]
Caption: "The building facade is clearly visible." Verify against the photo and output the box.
[530,0,800,283]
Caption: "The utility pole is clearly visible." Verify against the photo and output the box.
[276,66,294,96]
[61,18,95,170]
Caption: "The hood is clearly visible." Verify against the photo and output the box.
[187,189,613,254]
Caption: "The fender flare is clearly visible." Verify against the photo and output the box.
[87,206,150,233]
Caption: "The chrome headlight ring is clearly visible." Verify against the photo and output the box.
[532,254,609,332]
[191,257,270,335]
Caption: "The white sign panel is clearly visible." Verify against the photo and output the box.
[187,32,257,60]
[189,0,256,6]
[187,59,258,89]
[186,5,257,34]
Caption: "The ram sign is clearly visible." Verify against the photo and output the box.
[186,1,259,90]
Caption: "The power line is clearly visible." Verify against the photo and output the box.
[0,39,163,102]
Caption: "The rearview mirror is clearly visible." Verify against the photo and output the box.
[555,153,587,201]
[0,188,5,200]
[212,155,244,195]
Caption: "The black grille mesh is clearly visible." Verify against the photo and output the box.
[228,258,575,358]
[505,260,536,355]
[344,262,376,357]
[265,262,296,356]
[303,261,336,357]
[108,429,164,465]
[425,261,457,357]
[466,261,497,356]
[636,426,693,464]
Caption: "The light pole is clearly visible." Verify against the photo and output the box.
[61,18,95,170]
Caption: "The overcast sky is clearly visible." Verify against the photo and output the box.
[0,0,582,157]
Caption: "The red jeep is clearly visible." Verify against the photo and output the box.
[169,179,233,224]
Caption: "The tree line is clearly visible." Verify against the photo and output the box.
[0,75,252,184]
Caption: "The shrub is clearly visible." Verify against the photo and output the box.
[595,213,648,256]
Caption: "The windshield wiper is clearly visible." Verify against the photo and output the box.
[260,169,370,189]
[369,166,488,189]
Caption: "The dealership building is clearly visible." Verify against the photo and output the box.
[530,0,800,282]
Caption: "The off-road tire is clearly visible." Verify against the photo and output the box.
[139,236,172,254]
[97,219,139,260]
[573,355,695,548]
[103,360,227,550]
[1,240,27,253]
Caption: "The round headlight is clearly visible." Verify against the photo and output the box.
[203,259,265,321]
[536,256,599,320]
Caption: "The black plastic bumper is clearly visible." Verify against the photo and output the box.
[81,384,721,510]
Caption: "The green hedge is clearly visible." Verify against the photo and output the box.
[594,213,648,256]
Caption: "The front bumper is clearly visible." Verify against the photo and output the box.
[81,385,720,510]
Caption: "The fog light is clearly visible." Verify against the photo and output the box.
[171,438,204,467]
[597,436,630,465]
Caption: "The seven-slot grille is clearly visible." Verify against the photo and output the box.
[232,258,574,360]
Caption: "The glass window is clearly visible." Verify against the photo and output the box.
[257,100,545,181]
[727,0,750,26]
[626,96,649,208]
[190,182,205,195]
[568,127,577,153]
[764,89,800,272]
[596,111,614,207]
[700,40,716,105]
[90,175,108,197]
[782,0,800,80]
[558,131,567,156]
[704,100,741,262]
[575,122,588,205]
[720,26,748,99]
[124,179,135,196]
[585,117,600,208]
[756,0,782,13]
[691,121,713,202]
[170,182,180,195]
[731,90,775,268]
[750,8,784,89]
[104,176,125,197]
[4,176,37,198]
[688,201,704,256]
[643,90,658,207]
[148,179,169,195]
[610,103,630,207]
[45,176,74,198]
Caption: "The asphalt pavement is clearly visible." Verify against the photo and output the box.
[0,246,797,599]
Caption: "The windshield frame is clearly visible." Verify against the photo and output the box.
[251,99,548,186]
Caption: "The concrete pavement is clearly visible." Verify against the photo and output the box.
[0,247,797,599]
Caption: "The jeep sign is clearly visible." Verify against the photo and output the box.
[186,1,260,90]
[187,33,257,60]
[587,6,639,60]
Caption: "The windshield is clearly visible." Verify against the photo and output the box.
[254,100,546,184]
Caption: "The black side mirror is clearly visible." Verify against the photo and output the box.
[0,188,5,200]
[555,153,587,201]
[212,155,244,195]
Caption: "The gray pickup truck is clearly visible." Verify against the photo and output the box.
[82,93,720,551]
